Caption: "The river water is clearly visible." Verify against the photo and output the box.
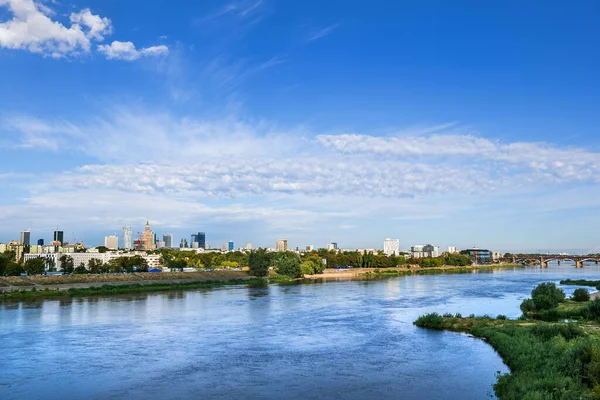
[1,264,599,400]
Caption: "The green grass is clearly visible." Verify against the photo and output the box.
[0,278,266,300]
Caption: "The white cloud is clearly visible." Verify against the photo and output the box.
[97,41,168,61]
[307,23,340,42]
[0,0,168,60]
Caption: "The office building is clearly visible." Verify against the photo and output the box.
[122,226,132,250]
[228,241,234,251]
[246,243,253,250]
[306,245,314,251]
[104,235,119,250]
[156,241,165,249]
[460,248,493,264]
[20,231,31,246]
[411,244,440,258]
[53,230,64,245]
[191,234,197,247]
[448,246,457,254]
[327,243,338,251]
[37,239,44,246]
[383,238,400,256]
[196,232,206,249]
[163,234,173,248]
[180,238,188,248]
[276,239,288,252]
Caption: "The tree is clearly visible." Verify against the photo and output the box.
[573,288,590,302]
[248,249,270,277]
[275,252,302,278]
[168,259,187,272]
[45,256,56,272]
[23,258,46,275]
[522,283,566,311]
[96,246,109,253]
[59,255,74,274]
[88,258,106,274]
[4,262,23,276]
[73,262,88,274]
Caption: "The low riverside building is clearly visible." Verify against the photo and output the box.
[460,248,493,264]
[411,244,440,258]
[24,252,162,272]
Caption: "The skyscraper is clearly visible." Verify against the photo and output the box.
[197,232,206,249]
[180,238,188,248]
[122,227,132,250]
[142,221,155,250]
[37,239,44,246]
[20,231,30,246]
[228,241,234,251]
[53,230,64,245]
[163,234,173,248]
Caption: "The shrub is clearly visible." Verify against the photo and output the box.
[414,313,446,329]
[443,313,453,318]
[588,298,600,318]
[531,282,565,310]
[496,314,508,320]
[520,298,536,313]
[532,323,584,341]
[573,288,590,302]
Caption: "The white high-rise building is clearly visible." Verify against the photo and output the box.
[122,227,132,250]
[246,243,253,250]
[383,238,400,256]
[448,246,457,254]
[104,235,119,250]
[306,245,314,251]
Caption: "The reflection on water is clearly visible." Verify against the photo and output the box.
[1,265,600,400]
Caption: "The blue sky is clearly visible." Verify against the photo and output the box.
[1,0,600,253]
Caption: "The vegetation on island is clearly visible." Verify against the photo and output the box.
[415,281,600,399]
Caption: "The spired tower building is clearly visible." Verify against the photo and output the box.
[142,221,156,250]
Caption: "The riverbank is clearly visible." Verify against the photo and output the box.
[414,286,600,399]
[304,263,527,279]
[0,271,263,300]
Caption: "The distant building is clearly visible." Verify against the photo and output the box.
[411,244,440,258]
[448,246,457,254]
[460,248,493,264]
[246,243,253,250]
[276,239,288,252]
[383,238,400,256]
[163,234,173,249]
[327,243,338,251]
[37,239,44,246]
[53,231,64,245]
[180,238,188,248]
[228,241,234,251]
[141,221,155,250]
[197,232,206,249]
[156,241,165,249]
[20,231,31,246]
[122,227,132,250]
[306,245,314,251]
[104,235,119,250]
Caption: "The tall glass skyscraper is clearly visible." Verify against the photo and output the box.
[53,231,64,245]
[228,241,234,251]
[197,232,206,249]
[122,227,132,250]
[163,234,173,249]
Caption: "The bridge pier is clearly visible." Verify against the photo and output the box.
[557,260,561,265]
[576,261,584,268]
[540,257,547,268]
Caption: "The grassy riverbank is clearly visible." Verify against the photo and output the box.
[414,281,600,399]
[0,278,267,300]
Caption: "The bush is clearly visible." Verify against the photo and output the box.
[531,283,565,310]
[531,323,584,341]
[496,315,508,320]
[414,313,446,330]
[588,298,600,318]
[520,298,536,313]
[573,288,590,302]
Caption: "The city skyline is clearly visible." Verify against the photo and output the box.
[1,1,600,253]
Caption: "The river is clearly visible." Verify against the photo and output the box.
[1,263,599,400]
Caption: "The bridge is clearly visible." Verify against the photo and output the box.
[501,255,600,268]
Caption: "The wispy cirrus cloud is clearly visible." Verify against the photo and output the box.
[0,0,168,60]
[307,23,340,42]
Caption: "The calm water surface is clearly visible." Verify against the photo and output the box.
[1,264,599,400]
